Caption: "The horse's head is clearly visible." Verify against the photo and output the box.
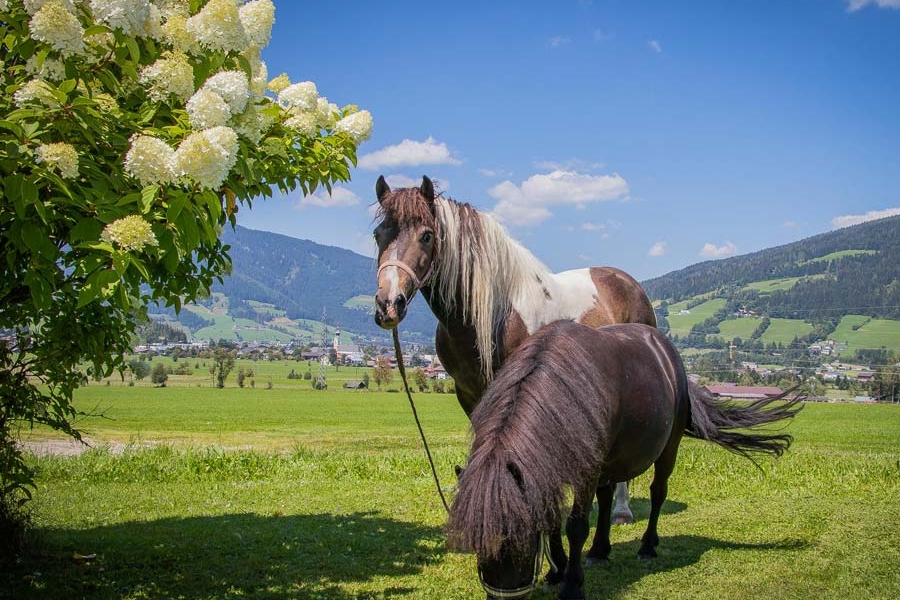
[475,532,549,600]
[373,175,439,329]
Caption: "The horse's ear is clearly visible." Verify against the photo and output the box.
[420,175,435,207]
[376,175,390,203]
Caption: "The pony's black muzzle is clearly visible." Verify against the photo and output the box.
[374,293,407,329]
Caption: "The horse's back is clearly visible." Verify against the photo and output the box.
[552,266,656,329]
[542,321,689,482]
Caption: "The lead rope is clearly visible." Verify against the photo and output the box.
[392,327,451,514]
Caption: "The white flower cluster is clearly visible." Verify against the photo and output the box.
[172,126,239,190]
[28,1,85,57]
[335,110,374,144]
[100,215,159,252]
[89,0,152,36]
[124,135,176,186]
[13,79,60,108]
[139,50,195,102]
[35,142,79,179]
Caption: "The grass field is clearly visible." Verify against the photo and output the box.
[831,315,900,357]
[9,387,900,600]
[666,298,728,337]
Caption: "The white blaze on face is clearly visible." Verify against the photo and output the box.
[513,268,598,334]
[381,247,404,301]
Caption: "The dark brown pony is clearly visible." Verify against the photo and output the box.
[447,320,802,600]
[373,175,654,525]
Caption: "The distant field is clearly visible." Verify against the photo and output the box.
[715,317,762,342]
[666,298,727,337]
[760,318,814,345]
[800,249,876,265]
[742,274,830,294]
[831,315,900,356]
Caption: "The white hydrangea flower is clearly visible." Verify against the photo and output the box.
[185,0,249,54]
[26,55,66,82]
[238,0,275,47]
[29,1,85,57]
[158,14,196,53]
[200,70,249,114]
[13,79,60,108]
[0,0,8,11]
[100,215,159,252]
[139,50,195,102]
[232,102,270,145]
[141,4,164,39]
[35,142,79,179]
[23,0,76,15]
[267,73,290,94]
[186,88,231,129]
[124,135,176,186]
[90,0,152,36]
[278,81,317,111]
[284,112,318,138]
[173,126,239,190]
[315,97,339,127]
[335,110,373,143]
[153,0,190,19]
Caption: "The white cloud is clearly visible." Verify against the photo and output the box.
[487,170,630,227]
[358,136,462,170]
[648,39,662,53]
[699,241,737,258]
[478,167,512,178]
[648,241,666,257]
[782,220,798,228]
[548,35,571,48]
[831,207,900,228]
[846,0,900,11]
[294,186,360,209]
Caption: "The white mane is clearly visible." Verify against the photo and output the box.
[431,197,553,379]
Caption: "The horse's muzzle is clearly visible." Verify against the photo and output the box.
[374,292,407,329]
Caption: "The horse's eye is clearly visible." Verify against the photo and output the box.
[420,231,434,245]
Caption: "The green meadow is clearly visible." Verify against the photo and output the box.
[8,383,900,600]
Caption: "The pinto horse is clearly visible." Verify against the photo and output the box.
[373,175,654,526]
[447,320,802,600]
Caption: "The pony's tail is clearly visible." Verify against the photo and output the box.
[685,380,804,464]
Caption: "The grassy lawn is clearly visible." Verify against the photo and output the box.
[715,317,762,342]
[9,388,900,600]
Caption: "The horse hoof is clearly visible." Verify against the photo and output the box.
[585,555,609,566]
[612,512,634,525]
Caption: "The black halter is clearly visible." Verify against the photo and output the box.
[477,533,557,599]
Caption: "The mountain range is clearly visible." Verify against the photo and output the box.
[157,215,900,353]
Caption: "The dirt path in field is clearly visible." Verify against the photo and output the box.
[19,437,147,457]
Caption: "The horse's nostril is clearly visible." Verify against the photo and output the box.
[394,294,407,314]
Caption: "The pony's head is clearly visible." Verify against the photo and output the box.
[373,175,438,329]
[448,455,558,599]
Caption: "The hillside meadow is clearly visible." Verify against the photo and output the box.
[8,384,900,600]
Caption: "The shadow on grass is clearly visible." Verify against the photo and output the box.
[7,511,445,600]
[581,534,809,600]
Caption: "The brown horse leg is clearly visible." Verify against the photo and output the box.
[559,490,593,600]
[586,482,614,565]
[637,447,679,559]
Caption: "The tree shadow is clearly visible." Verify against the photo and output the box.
[7,512,445,600]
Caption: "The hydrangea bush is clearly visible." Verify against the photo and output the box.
[0,0,372,506]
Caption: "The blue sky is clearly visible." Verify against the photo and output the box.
[240,0,900,282]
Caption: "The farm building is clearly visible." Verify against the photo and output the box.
[705,383,785,400]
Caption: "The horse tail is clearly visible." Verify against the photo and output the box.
[685,379,803,464]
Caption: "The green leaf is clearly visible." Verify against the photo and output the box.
[77,269,120,308]
[141,185,160,214]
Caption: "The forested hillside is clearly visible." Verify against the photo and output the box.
[642,215,900,320]
[215,226,437,340]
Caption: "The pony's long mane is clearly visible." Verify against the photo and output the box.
[431,196,551,379]
[447,321,610,558]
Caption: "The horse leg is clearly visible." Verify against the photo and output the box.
[586,482,614,565]
[543,528,568,587]
[559,491,593,600]
[611,480,634,525]
[637,448,678,559]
